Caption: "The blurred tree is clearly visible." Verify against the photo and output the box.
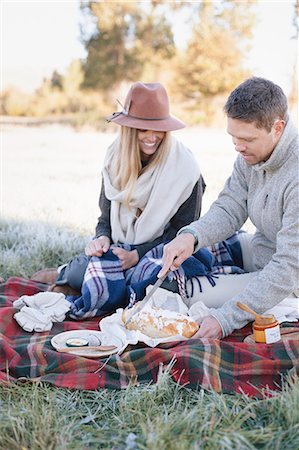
[62,60,85,113]
[33,78,68,115]
[80,1,175,90]
[173,0,256,122]
[50,70,63,90]
[80,1,139,90]
[0,87,31,116]
[133,2,175,81]
[62,60,84,96]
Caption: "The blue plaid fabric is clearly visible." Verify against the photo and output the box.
[67,233,245,319]
[67,251,127,319]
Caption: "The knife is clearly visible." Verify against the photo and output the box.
[124,270,170,325]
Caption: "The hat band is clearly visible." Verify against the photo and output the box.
[126,113,171,121]
[107,110,170,122]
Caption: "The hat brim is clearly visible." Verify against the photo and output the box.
[107,113,186,132]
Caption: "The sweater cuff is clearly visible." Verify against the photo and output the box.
[95,233,111,240]
[208,308,234,337]
[177,227,199,250]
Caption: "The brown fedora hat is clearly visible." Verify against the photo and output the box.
[107,82,186,132]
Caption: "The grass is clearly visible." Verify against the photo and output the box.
[0,372,298,450]
[0,218,299,449]
[1,125,298,449]
[0,217,89,279]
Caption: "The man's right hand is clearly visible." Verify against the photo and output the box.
[158,233,196,278]
[85,236,110,257]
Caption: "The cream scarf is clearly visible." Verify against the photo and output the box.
[102,136,200,245]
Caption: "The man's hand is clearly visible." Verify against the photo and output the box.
[112,248,139,270]
[192,315,222,339]
[85,236,110,257]
[158,233,195,278]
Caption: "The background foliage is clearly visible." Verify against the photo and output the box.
[1,0,297,127]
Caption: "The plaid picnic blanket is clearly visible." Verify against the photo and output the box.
[1,277,298,397]
[68,233,245,319]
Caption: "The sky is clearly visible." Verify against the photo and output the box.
[1,0,298,95]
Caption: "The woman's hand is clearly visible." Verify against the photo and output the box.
[192,316,223,339]
[85,236,111,257]
[112,248,139,270]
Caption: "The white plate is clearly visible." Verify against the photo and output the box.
[51,329,123,358]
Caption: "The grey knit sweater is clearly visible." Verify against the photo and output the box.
[181,120,299,336]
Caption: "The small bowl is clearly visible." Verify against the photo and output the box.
[65,337,89,347]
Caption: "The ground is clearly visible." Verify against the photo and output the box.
[2,124,254,234]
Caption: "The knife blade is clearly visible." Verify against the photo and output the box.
[124,271,170,325]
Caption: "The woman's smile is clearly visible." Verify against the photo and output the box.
[138,130,165,159]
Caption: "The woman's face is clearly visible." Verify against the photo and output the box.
[137,129,165,161]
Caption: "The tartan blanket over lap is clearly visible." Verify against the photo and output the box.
[1,277,299,397]
[68,233,246,319]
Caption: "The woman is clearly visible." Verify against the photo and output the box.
[41,82,206,317]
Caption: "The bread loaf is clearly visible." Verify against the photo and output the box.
[122,306,199,338]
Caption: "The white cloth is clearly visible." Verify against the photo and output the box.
[188,301,211,323]
[14,307,53,332]
[13,292,70,332]
[99,287,299,348]
[100,286,196,348]
[102,136,200,245]
[264,297,299,324]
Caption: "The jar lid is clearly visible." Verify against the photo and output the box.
[254,314,276,325]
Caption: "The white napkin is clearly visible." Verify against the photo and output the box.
[14,307,53,332]
[188,301,210,323]
[100,288,299,349]
[13,292,71,332]
[264,297,299,324]
[100,286,195,348]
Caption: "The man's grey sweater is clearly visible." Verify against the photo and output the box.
[181,120,299,336]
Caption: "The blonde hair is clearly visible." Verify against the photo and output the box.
[111,126,171,206]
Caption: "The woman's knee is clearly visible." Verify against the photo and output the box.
[56,253,90,291]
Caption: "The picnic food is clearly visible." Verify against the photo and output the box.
[253,315,281,344]
[122,306,199,338]
[66,337,89,347]
[237,302,281,344]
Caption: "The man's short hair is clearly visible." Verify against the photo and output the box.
[224,77,288,131]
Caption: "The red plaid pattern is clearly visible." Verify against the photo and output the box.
[1,277,298,397]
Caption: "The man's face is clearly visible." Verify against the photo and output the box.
[226,118,285,165]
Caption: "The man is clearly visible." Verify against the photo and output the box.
[159,77,298,338]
